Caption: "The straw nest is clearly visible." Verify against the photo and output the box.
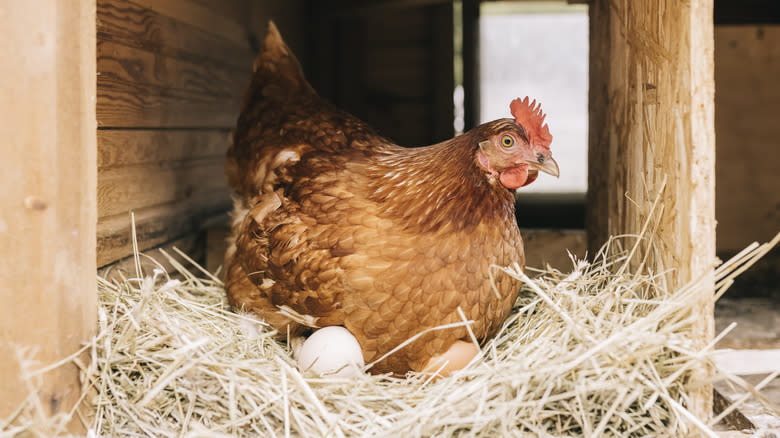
[4,231,779,437]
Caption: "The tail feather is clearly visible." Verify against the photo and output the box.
[241,21,312,111]
[227,22,389,197]
[228,21,317,194]
[253,22,290,73]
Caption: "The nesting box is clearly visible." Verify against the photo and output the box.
[1,0,739,429]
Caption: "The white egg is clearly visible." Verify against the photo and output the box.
[294,326,365,377]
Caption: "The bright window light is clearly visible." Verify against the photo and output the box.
[479,1,588,194]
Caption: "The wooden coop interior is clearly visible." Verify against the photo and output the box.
[1,0,778,430]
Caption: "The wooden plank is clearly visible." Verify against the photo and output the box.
[587,0,716,420]
[98,159,229,218]
[97,129,231,267]
[96,0,255,127]
[97,199,230,267]
[97,0,252,69]
[97,74,244,127]
[96,40,247,127]
[714,26,780,253]
[129,0,249,45]
[99,233,207,281]
[0,1,96,432]
[98,129,230,168]
[97,39,246,104]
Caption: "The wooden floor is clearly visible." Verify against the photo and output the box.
[714,297,780,435]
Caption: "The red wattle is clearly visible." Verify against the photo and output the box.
[499,166,528,189]
[522,171,539,187]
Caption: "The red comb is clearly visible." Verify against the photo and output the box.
[510,97,552,149]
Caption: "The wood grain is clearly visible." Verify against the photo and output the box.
[97,0,253,127]
[98,129,230,168]
[97,0,252,69]
[98,76,244,127]
[98,159,228,218]
[96,131,232,269]
[97,197,230,267]
[129,0,249,46]
[587,0,716,420]
[0,1,96,431]
[97,39,246,102]
[96,40,248,128]
[95,0,248,266]
[97,130,231,267]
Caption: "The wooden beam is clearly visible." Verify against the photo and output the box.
[0,1,96,432]
[462,0,480,129]
[587,0,716,420]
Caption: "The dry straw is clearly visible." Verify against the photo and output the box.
[3,227,779,437]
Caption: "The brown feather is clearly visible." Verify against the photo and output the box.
[225,23,531,374]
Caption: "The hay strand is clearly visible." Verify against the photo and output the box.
[3,230,779,436]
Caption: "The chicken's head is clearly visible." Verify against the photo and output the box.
[475,97,559,190]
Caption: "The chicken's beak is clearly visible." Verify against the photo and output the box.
[526,156,560,178]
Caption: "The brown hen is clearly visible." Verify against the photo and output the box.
[225,22,559,375]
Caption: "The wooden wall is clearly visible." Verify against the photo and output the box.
[588,0,715,419]
[714,25,780,255]
[310,1,454,147]
[95,0,307,267]
[96,0,457,270]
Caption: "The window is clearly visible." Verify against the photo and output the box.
[480,2,588,196]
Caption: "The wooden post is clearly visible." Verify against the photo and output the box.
[0,1,96,431]
[587,0,716,420]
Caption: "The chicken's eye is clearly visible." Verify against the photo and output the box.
[500,135,514,148]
